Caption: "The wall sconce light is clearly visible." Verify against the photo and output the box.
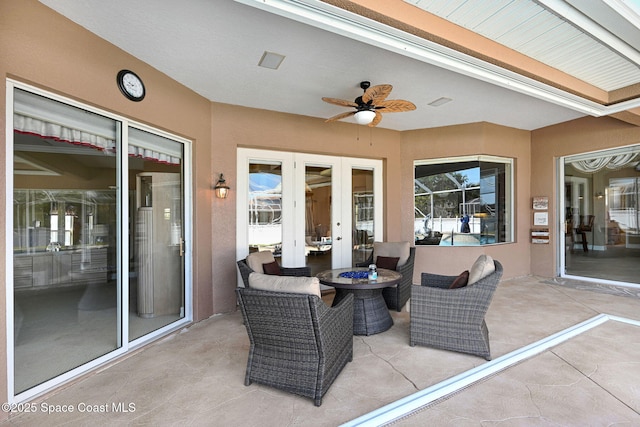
[214,173,230,199]
[595,191,604,199]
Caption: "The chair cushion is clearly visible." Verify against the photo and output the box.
[376,256,399,271]
[246,251,276,273]
[449,270,469,289]
[468,254,495,285]
[373,241,411,267]
[248,272,321,298]
[262,261,282,275]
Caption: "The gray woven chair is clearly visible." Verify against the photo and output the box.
[410,260,503,360]
[357,246,415,312]
[236,287,354,406]
[237,258,311,288]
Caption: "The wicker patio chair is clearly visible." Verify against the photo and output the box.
[237,251,311,288]
[236,287,354,406]
[357,245,415,312]
[410,259,503,360]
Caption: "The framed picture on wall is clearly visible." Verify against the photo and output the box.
[534,211,549,226]
[533,196,548,210]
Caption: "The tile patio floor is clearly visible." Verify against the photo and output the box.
[3,275,640,426]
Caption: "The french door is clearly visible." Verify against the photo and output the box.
[237,149,382,277]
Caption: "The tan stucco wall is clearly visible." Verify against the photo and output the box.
[530,116,640,277]
[401,122,532,280]
[209,103,405,309]
[0,1,214,409]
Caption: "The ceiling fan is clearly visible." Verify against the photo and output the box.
[322,81,416,127]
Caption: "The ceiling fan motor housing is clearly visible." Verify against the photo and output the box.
[355,96,374,110]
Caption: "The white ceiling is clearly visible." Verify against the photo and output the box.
[407,0,640,91]
[37,0,640,131]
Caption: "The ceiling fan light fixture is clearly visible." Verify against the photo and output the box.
[354,110,376,125]
[323,82,414,126]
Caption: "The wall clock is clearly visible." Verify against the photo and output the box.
[117,69,145,101]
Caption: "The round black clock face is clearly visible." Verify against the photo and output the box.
[117,70,145,101]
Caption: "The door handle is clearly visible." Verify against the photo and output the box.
[336,237,342,241]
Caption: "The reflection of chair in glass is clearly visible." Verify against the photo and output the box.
[353,229,371,248]
[305,235,332,256]
[236,282,353,406]
[565,219,575,255]
[410,256,503,360]
[575,215,595,252]
[236,251,310,288]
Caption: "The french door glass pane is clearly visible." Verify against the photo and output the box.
[13,89,119,393]
[248,162,283,255]
[305,165,332,276]
[352,168,374,265]
[238,149,382,273]
[129,128,185,340]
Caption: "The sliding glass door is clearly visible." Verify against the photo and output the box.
[128,128,186,341]
[561,145,640,285]
[10,83,190,400]
[12,88,120,394]
[237,149,382,277]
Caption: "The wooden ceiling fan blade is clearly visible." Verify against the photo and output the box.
[362,84,392,104]
[325,111,356,122]
[322,97,358,108]
[376,99,417,112]
[368,111,383,127]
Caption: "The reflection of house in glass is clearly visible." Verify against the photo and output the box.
[13,189,115,252]
[414,158,511,246]
[608,178,639,234]
[248,172,283,252]
[353,192,374,252]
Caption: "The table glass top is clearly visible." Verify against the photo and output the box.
[316,267,401,287]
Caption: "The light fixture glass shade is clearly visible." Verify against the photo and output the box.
[216,186,229,199]
[354,110,376,125]
[214,173,230,199]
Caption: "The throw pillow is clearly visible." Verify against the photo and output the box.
[248,273,322,298]
[449,270,469,289]
[468,254,495,285]
[373,241,411,267]
[262,261,281,275]
[376,256,399,270]
[246,250,276,273]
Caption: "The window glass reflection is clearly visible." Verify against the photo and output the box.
[414,156,512,246]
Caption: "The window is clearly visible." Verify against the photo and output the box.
[414,156,513,246]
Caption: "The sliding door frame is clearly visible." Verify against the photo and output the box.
[5,79,193,403]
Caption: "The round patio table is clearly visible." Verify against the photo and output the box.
[316,267,401,336]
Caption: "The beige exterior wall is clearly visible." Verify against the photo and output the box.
[209,103,404,309]
[530,116,640,277]
[1,0,638,412]
[0,1,213,410]
[401,122,532,280]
